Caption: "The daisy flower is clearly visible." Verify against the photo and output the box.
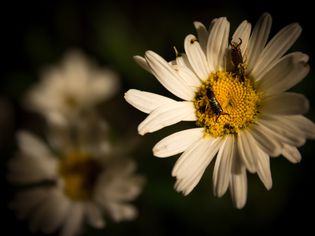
[125,13,315,208]
[26,50,119,126]
[8,115,145,235]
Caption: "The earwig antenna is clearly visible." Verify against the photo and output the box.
[173,46,179,57]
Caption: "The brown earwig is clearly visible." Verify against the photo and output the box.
[230,38,246,82]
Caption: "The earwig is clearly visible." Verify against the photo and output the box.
[230,38,243,67]
[206,88,230,122]
[230,38,246,82]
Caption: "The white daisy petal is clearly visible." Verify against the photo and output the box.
[133,55,151,72]
[172,61,202,88]
[251,23,302,78]
[7,154,57,184]
[247,13,272,73]
[96,174,144,202]
[213,136,234,197]
[172,137,222,177]
[145,50,195,100]
[253,121,290,150]
[237,130,258,173]
[257,52,309,94]
[124,89,175,114]
[36,190,70,234]
[106,202,137,222]
[173,137,223,195]
[90,69,119,102]
[153,128,204,158]
[193,21,208,52]
[229,153,247,209]
[10,188,49,220]
[174,164,205,196]
[8,132,58,184]
[256,148,272,190]
[282,144,302,163]
[184,34,210,80]
[60,203,84,236]
[85,203,105,229]
[250,124,282,157]
[17,131,51,160]
[217,22,230,70]
[263,92,309,115]
[174,54,192,69]
[283,115,315,139]
[208,18,217,31]
[232,20,252,53]
[206,17,230,71]
[138,101,196,135]
[29,192,51,233]
[259,115,306,147]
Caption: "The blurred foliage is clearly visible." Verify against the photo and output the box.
[1,0,315,235]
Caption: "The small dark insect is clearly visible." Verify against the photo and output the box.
[230,38,246,82]
[206,88,230,122]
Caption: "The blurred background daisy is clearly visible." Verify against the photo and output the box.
[1,0,315,235]
[8,114,144,236]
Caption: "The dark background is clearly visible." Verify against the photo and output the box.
[1,0,314,235]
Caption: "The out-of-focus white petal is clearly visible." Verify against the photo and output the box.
[8,132,57,184]
[17,131,51,160]
[85,203,105,229]
[7,156,57,184]
[25,51,119,125]
[88,69,119,102]
[29,189,69,234]
[60,203,84,236]
[9,188,49,220]
[106,203,137,222]
[96,174,144,202]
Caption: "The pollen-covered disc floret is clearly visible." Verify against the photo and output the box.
[194,71,261,137]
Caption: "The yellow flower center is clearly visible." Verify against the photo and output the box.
[64,94,78,109]
[193,71,261,137]
[58,150,102,201]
